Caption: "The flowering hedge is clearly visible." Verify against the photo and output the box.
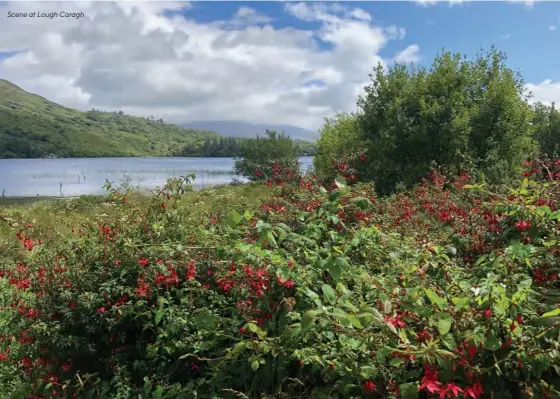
[0,161,559,398]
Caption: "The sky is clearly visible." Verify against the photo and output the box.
[0,0,559,131]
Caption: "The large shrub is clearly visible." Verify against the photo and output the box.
[314,113,365,182]
[234,130,300,182]
[532,102,560,158]
[353,47,537,194]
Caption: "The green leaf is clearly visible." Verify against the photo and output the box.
[301,310,319,329]
[441,333,457,350]
[399,383,419,399]
[154,310,163,326]
[425,288,447,310]
[541,308,560,318]
[346,315,363,329]
[436,312,452,335]
[536,205,551,216]
[225,210,243,228]
[452,297,470,310]
[329,263,341,282]
[153,386,164,398]
[334,176,347,189]
[251,360,260,371]
[485,331,501,351]
[549,211,560,221]
[321,284,337,304]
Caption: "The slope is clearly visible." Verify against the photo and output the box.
[180,120,319,142]
[0,80,220,158]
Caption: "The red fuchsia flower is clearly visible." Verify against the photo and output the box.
[417,329,433,343]
[516,314,523,325]
[61,363,71,372]
[138,258,149,267]
[515,220,531,232]
[385,313,406,328]
[483,308,492,319]
[363,379,376,392]
[97,307,106,314]
[463,382,484,399]
[441,382,463,398]
[23,239,34,251]
[283,279,295,288]
[419,364,442,394]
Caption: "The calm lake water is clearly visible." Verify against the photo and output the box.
[0,157,314,197]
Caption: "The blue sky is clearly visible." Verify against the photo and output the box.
[184,1,559,83]
[0,1,559,130]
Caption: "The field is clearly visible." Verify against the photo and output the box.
[0,161,559,399]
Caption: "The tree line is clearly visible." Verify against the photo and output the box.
[176,135,316,158]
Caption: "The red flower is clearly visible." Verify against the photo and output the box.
[363,379,376,392]
[23,239,34,251]
[464,382,483,399]
[441,382,463,398]
[97,307,106,314]
[283,279,295,288]
[483,308,492,319]
[515,220,531,232]
[516,314,523,325]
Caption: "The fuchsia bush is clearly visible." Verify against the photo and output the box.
[0,160,559,398]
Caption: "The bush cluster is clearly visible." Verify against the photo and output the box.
[0,158,559,399]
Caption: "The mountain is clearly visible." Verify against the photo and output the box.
[0,79,220,158]
[180,120,319,142]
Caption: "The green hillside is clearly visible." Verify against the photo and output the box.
[0,79,220,158]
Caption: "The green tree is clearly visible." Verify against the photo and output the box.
[356,47,536,194]
[234,130,299,181]
[313,112,364,180]
[532,102,560,157]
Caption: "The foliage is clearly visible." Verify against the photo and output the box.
[0,158,559,399]
[0,79,221,159]
[313,48,540,194]
[175,136,316,158]
[532,102,560,158]
[313,113,365,181]
[234,130,300,182]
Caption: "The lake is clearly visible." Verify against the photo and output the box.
[0,157,314,198]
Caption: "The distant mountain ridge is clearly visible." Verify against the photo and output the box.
[180,120,319,142]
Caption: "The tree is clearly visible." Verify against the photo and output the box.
[234,130,299,181]
[356,47,537,194]
[532,102,560,157]
[314,112,364,180]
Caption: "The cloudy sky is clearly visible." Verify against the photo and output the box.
[0,1,559,131]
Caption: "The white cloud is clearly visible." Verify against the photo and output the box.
[549,25,558,31]
[415,0,466,7]
[526,79,560,106]
[0,1,412,130]
[395,44,420,63]
[228,6,272,27]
